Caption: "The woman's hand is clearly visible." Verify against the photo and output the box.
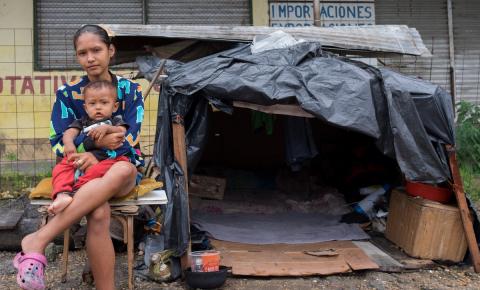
[94,132,125,150]
[68,152,99,172]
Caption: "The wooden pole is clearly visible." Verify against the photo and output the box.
[447,0,457,110]
[313,0,320,27]
[127,216,134,290]
[143,59,166,102]
[446,145,480,272]
[172,117,189,186]
[172,115,191,270]
[61,228,70,282]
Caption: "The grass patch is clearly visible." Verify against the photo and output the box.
[0,171,51,199]
[460,166,480,201]
[456,101,480,202]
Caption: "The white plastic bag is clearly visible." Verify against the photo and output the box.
[251,30,304,54]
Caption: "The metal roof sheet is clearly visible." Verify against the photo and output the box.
[101,24,431,58]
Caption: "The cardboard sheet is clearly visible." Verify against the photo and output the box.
[212,240,379,276]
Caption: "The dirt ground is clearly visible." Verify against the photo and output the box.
[2,198,480,289]
[1,249,480,290]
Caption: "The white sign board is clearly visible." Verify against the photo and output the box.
[270,1,375,27]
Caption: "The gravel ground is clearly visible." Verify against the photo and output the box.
[1,250,480,290]
[2,198,480,289]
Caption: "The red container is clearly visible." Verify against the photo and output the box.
[405,181,453,203]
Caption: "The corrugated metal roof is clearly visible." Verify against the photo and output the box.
[453,0,480,103]
[376,0,450,94]
[36,0,144,70]
[35,0,251,70]
[100,24,431,57]
[146,0,250,25]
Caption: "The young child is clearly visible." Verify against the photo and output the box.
[48,80,130,215]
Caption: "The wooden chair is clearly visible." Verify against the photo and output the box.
[30,178,166,290]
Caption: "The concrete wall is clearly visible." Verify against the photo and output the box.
[0,0,159,165]
[251,0,269,26]
[0,0,33,28]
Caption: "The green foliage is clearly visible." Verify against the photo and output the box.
[460,165,480,201]
[456,101,480,126]
[4,152,17,161]
[0,171,51,197]
[456,122,480,172]
[456,101,480,201]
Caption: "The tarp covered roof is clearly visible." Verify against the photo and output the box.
[146,42,453,184]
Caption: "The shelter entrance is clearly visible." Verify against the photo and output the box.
[188,105,402,275]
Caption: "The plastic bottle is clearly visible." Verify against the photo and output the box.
[353,184,390,219]
[358,184,384,195]
[144,234,164,267]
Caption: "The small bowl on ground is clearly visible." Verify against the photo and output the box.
[185,266,228,289]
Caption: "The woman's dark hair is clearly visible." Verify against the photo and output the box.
[73,25,111,49]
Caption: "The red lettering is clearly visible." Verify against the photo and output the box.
[0,77,3,94]
[5,76,21,94]
[21,76,34,94]
[34,76,50,94]
[53,76,59,92]
[60,75,68,85]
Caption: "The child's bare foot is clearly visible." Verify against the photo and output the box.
[47,193,73,215]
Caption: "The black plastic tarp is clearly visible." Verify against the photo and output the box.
[151,42,454,182]
[139,41,455,256]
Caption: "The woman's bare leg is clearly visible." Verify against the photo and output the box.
[85,162,136,290]
[86,203,114,290]
[21,161,136,254]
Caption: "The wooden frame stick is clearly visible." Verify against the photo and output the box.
[172,115,191,270]
[446,144,480,272]
[143,59,166,101]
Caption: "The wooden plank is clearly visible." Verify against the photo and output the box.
[233,101,315,118]
[31,190,168,206]
[340,246,380,271]
[172,119,191,270]
[211,240,378,276]
[353,241,403,272]
[447,145,480,272]
[0,210,23,230]
[370,233,435,270]
[172,121,189,186]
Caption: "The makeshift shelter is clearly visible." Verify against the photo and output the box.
[103,24,479,277]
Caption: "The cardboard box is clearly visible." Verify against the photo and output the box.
[189,175,226,200]
[385,190,467,262]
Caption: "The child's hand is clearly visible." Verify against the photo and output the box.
[88,125,110,141]
[64,143,77,158]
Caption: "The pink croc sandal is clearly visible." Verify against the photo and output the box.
[13,252,47,290]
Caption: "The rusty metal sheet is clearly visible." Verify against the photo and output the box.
[101,24,431,57]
